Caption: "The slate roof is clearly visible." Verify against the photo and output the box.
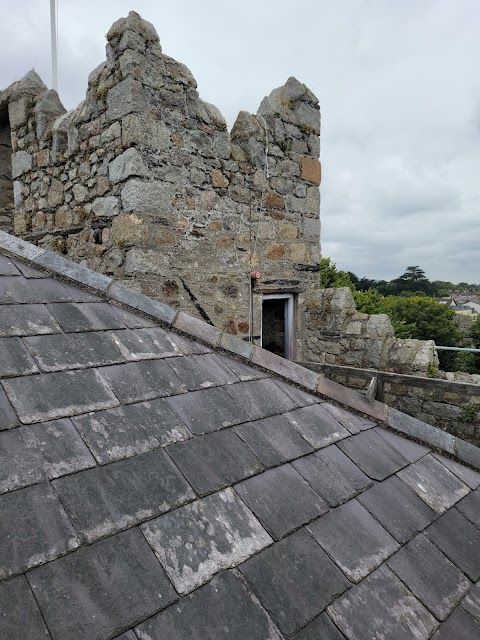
[1,232,480,640]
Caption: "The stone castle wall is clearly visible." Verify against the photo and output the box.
[0,12,321,358]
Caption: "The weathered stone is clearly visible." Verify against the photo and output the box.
[301,156,321,184]
[106,77,147,121]
[72,183,88,203]
[91,195,119,217]
[109,147,150,183]
[121,179,175,213]
[11,151,32,178]
[8,97,29,129]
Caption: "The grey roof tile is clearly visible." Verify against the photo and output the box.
[387,534,470,621]
[218,353,268,379]
[108,327,182,360]
[398,455,470,514]
[274,379,322,407]
[323,402,374,433]
[432,607,480,639]
[72,398,191,464]
[463,581,480,624]
[99,359,186,404]
[432,453,480,490]
[47,301,127,332]
[292,445,373,507]
[425,508,480,581]
[224,378,297,419]
[141,488,272,594]
[284,404,350,449]
[456,489,480,528]
[235,464,329,539]
[112,305,158,329]
[170,331,212,355]
[167,428,264,496]
[0,276,73,303]
[114,632,137,640]
[374,426,431,462]
[166,387,250,435]
[0,482,78,579]
[166,353,240,390]
[0,385,19,429]
[54,280,102,302]
[337,429,409,480]
[0,336,38,377]
[0,303,61,336]
[307,499,399,583]
[293,612,347,639]
[328,565,438,640]
[2,369,119,424]
[234,415,314,467]
[0,418,95,493]
[357,475,436,543]
[28,528,177,640]
[136,570,283,640]
[10,258,49,278]
[0,575,51,640]
[24,331,125,371]
[240,528,350,637]
[53,448,194,543]
[0,254,20,276]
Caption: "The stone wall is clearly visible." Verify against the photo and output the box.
[300,361,480,448]
[0,11,321,359]
[304,287,439,375]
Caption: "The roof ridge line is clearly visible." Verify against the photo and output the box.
[1,230,479,471]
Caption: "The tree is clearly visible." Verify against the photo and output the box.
[319,258,354,289]
[391,266,434,295]
[469,317,480,348]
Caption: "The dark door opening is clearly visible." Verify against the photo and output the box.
[0,107,14,233]
[261,294,295,359]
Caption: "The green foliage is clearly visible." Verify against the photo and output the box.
[459,404,479,424]
[426,362,439,378]
[320,258,354,289]
[469,318,480,348]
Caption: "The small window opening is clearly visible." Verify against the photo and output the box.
[261,294,295,359]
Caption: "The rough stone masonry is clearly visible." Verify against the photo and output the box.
[0,11,322,359]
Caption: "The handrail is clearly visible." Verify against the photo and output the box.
[436,346,480,353]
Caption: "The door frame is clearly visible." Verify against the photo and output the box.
[261,293,295,359]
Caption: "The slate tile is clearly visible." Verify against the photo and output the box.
[293,612,347,640]
[374,426,430,462]
[219,331,252,359]
[328,565,438,640]
[72,398,191,464]
[0,419,95,493]
[0,336,38,377]
[387,534,470,620]
[0,482,79,579]
[170,331,211,354]
[35,251,112,294]
[0,254,20,275]
[240,528,350,637]
[293,445,373,507]
[0,575,50,640]
[0,276,73,303]
[114,632,137,640]
[235,415,314,467]
[235,464,329,539]
[142,488,272,594]
[29,528,177,640]
[307,499,399,582]
[2,369,119,424]
[398,455,470,514]
[166,386,250,435]
[10,258,49,278]
[463,581,480,624]
[0,303,61,336]
[456,489,480,528]
[323,402,374,433]
[337,429,409,480]
[432,607,480,640]
[275,379,322,407]
[0,385,18,429]
[136,570,283,640]
[54,448,194,543]
[166,353,239,390]
[425,508,480,581]
[224,378,297,420]
[284,404,350,449]
[432,453,480,490]
[47,301,126,332]
[58,281,102,302]
[112,305,158,329]
[99,359,186,403]
[167,428,263,496]
[108,327,182,360]
[357,475,436,543]
[107,281,177,325]
[218,353,268,379]
[24,331,125,371]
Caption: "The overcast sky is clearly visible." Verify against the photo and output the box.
[1,1,479,283]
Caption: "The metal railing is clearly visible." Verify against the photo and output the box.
[436,346,480,353]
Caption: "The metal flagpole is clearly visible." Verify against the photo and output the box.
[50,0,58,92]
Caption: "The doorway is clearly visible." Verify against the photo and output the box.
[0,107,14,232]
[261,294,295,359]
